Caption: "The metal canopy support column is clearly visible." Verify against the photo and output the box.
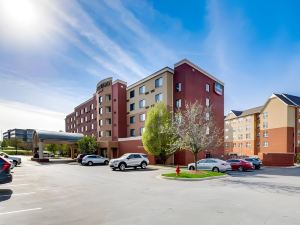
[38,141,44,159]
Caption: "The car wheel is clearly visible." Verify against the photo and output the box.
[13,161,18,167]
[212,167,219,172]
[112,168,116,171]
[141,162,147,169]
[104,160,109,165]
[238,166,243,172]
[119,163,126,171]
[133,166,137,170]
[189,166,195,170]
[88,161,93,166]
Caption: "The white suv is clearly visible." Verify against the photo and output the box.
[109,153,149,171]
[188,158,231,172]
[82,155,109,166]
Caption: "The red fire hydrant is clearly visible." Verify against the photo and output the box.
[176,165,181,176]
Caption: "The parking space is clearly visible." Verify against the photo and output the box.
[1,157,300,225]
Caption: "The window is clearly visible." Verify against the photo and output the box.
[298,108,300,114]
[85,107,88,113]
[106,130,111,137]
[134,154,142,158]
[130,103,135,111]
[85,116,87,122]
[106,106,111,113]
[85,126,87,131]
[81,109,83,114]
[155,93,163,103]
[263,130,268,137]
[76,112,78,117]
[225,136,229,140]
[206,98,210,107]
[263,112,268,119]
[91,104,94,110]
[206,84,210,92]
[246,142,251,148]
[140,113,146,122]
[298,140,300,147]
[91,114,94,120]
[106,95,111,101]
[139,86,146,94]
[106,118,112,125]
[80,118,83,123]
[246,133,251,139]
[99,119,103,126]
[130,116,135,124]
[264,141,269,147]
[139,99,146,108]
[298,130,300,136]
[99,96,103,103]
[130,129,136,137]
[176,83,182,92]
[130,90,135,98]
[99,107,103,115]
[206,127,210,135]
[155,77,163,88]
[140,127,144,135]
[91,124,94,130]
[81,127,84,132]
[70,117,73,122]
[206,112,210,121]
[175,99,182,108]
[99,131,103,137]
[225,128,229,132]
[263,122,268,129]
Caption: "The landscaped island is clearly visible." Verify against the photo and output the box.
[161,171,225,179]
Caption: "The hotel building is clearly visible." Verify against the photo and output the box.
[224,93,300,166]
[65,59,225,165]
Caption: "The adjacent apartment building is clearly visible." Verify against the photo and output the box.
[65,59,225,165]
[224,93,300,166]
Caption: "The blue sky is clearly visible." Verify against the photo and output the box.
[0,0,300,134]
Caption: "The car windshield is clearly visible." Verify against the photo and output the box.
[120,154,130,159]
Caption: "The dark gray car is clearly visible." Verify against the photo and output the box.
[244,158,263,169]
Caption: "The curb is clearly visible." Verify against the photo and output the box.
[159,174,228,181]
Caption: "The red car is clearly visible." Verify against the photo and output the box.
[226,159,254,171]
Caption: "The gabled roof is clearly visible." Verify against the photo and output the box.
[282,94,300,106]
[273,94,297,106]
[226,106,263,120]
[231,110,243,116]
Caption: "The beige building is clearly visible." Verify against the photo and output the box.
[126,67,173,137]
[225,93,300,166]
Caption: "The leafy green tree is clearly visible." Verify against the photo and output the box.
[47,144,59,155]
[1,140,8,149]
[142,102,179,164]
[59,144,69,157]
[78,136,97,154]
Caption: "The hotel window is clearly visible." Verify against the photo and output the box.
[80,118,83,123]
[106,106,111,113]
[246,142,251,148]
[246,133,250,139]
[85,116,87,122]
[81,109,83,115]
[99,96,103,104]
[206,84,210,92]
[205,112,210,121]
[71,124,73,129]
[155,77,163,88]
[130,129,136,137]
[155,93,163,103]
[99,119,103,126]
[140,127,145,135]
[139,99,146,108]
[225,121,230,125]
[206,127,210,135]
[263,112,268,119]
[130,116,135,124]
[206,98,210,107]
[263,130,268,137]
[99,131,103,137]
[225,128,229,132]
[139,86,146,94]
[76,112,78,117]
[85,126,87,131]
[225,136,229,140]
[91,114,94,120]
[106,130,111,137]
[130,90,135,98]
[264,141,269,147]
[91,124,94,130]
[298,140,300,147]
[130,103,135,111]
[106,95,111,101]
[76,128,78,133]
[176,83,182,92]
[99,107,103,115]
[106,118,112,125]
[85,107,88,113]
[81,127,84,132]
[140,113,146,122]
[263,122,268,129]
[70,117,73,122]
[175,99,182,108]
[91,104,94,110]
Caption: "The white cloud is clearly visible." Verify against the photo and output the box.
[0,100,65,140]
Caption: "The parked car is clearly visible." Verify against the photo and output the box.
[0,151,22,166]
[188,158,231,172]
[109,153,149,171]
[243,157,263,169]
[43,151,55,158]
[82,155,109,166]
[7,159,15,169]
[0,156,12,184]
[226,159,254,171]
[77,154,87,164]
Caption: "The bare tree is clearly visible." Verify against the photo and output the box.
[174,101,223,171]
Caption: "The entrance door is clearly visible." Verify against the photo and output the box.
[100,148,108,158]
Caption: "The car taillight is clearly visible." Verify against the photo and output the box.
[2,162,11,171]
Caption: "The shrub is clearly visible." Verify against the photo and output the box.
[297,153,300,163]
[2,149,32,156]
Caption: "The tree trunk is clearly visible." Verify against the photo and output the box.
[194,152,198,171]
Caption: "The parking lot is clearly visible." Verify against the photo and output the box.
[1,157,300,225]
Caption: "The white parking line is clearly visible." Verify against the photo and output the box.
[1,184,29,187]
[0,208,42,216]
[0,192,36,197]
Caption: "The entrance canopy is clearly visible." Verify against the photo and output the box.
[32,130,84,159]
